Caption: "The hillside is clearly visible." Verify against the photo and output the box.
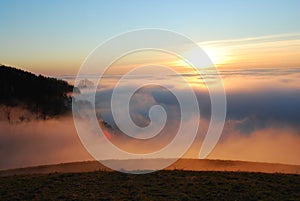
[1,159,299,176]
[1,170,299,200]
[0,65,74,120]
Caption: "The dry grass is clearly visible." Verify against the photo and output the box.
[1,170,299,200]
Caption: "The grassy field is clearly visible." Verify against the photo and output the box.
[1,170,299,200]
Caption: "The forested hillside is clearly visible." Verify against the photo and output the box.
[0,65,74,119]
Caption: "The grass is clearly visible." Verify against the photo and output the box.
[0,170,299,200]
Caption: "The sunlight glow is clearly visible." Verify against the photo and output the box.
[201,45,232,66]
[172,46,232,69]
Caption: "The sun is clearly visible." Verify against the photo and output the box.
[201,45,230,66]
[171,45,231,69]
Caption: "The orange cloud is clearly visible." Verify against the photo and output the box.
[207,127,300,165]
[198,32,300,69]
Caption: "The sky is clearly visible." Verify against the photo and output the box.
[0,1,300,170]
[0,0,300,75]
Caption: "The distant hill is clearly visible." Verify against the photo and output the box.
[0,65,74,120]
[1,159,299,176]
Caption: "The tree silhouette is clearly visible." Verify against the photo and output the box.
[0,65,74,118]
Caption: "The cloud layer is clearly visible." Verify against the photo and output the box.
[1,67,300,170]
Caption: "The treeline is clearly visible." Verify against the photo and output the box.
[0,65,74,119]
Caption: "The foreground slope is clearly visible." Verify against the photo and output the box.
[1,170,299,200]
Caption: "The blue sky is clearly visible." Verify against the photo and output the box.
[0,0,299,74]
